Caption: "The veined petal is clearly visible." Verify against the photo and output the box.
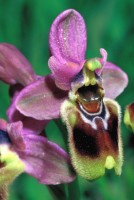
[7,94,48,135]
[102,62,128,99]
[16,75,68,120]
[49,9,87,64]
[17,134,75,185]
[0,43,36,86]
[48,56,83,90]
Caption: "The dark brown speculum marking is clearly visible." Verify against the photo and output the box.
[76,84,104,113]
[73,127,100,157]
[72,101,119,158]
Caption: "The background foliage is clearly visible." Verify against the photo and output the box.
[0,0,134,199]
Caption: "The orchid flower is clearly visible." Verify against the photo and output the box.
[124,103,134,132]
[0,43,50,135]
[0,45,75,185]
[0,9,128,181]
[0,119,75,186]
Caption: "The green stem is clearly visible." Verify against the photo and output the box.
[67,178,81,200]
[54,119,81,200]
[54,119,68,150]
[48,184,67,200]
[0,185,8,200]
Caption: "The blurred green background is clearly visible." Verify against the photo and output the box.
[0,0,134,199]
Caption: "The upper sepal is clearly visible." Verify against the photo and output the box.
[49,9,87,64]
[49,9,87,90]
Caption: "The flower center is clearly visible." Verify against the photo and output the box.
[76,84,104,113]
[83,59,102,86]
[0,130,11,144]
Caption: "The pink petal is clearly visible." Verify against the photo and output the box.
[6,121,75,184]
[17,134,75,184]
[96,48,108,76]
[102,62,128,99]
[0,119,8,131]
[49,9,87,64]
[48,56,83,90]
[0,43,36,85]
[100,48,108,66]
[15,75,68,120]
[7,121,25,150]
[7,94,48,135]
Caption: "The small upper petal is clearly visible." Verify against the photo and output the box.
[49,9,87,64]
[96,48,108,76]
[0,43,36,86]
[15,75,68,120]
[100,48,108,66]
[102,62,128,99]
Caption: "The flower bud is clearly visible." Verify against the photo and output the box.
[124,103,134,132]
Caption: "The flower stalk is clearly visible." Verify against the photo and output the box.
[48,184,67,200]
[67,178,81,200]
